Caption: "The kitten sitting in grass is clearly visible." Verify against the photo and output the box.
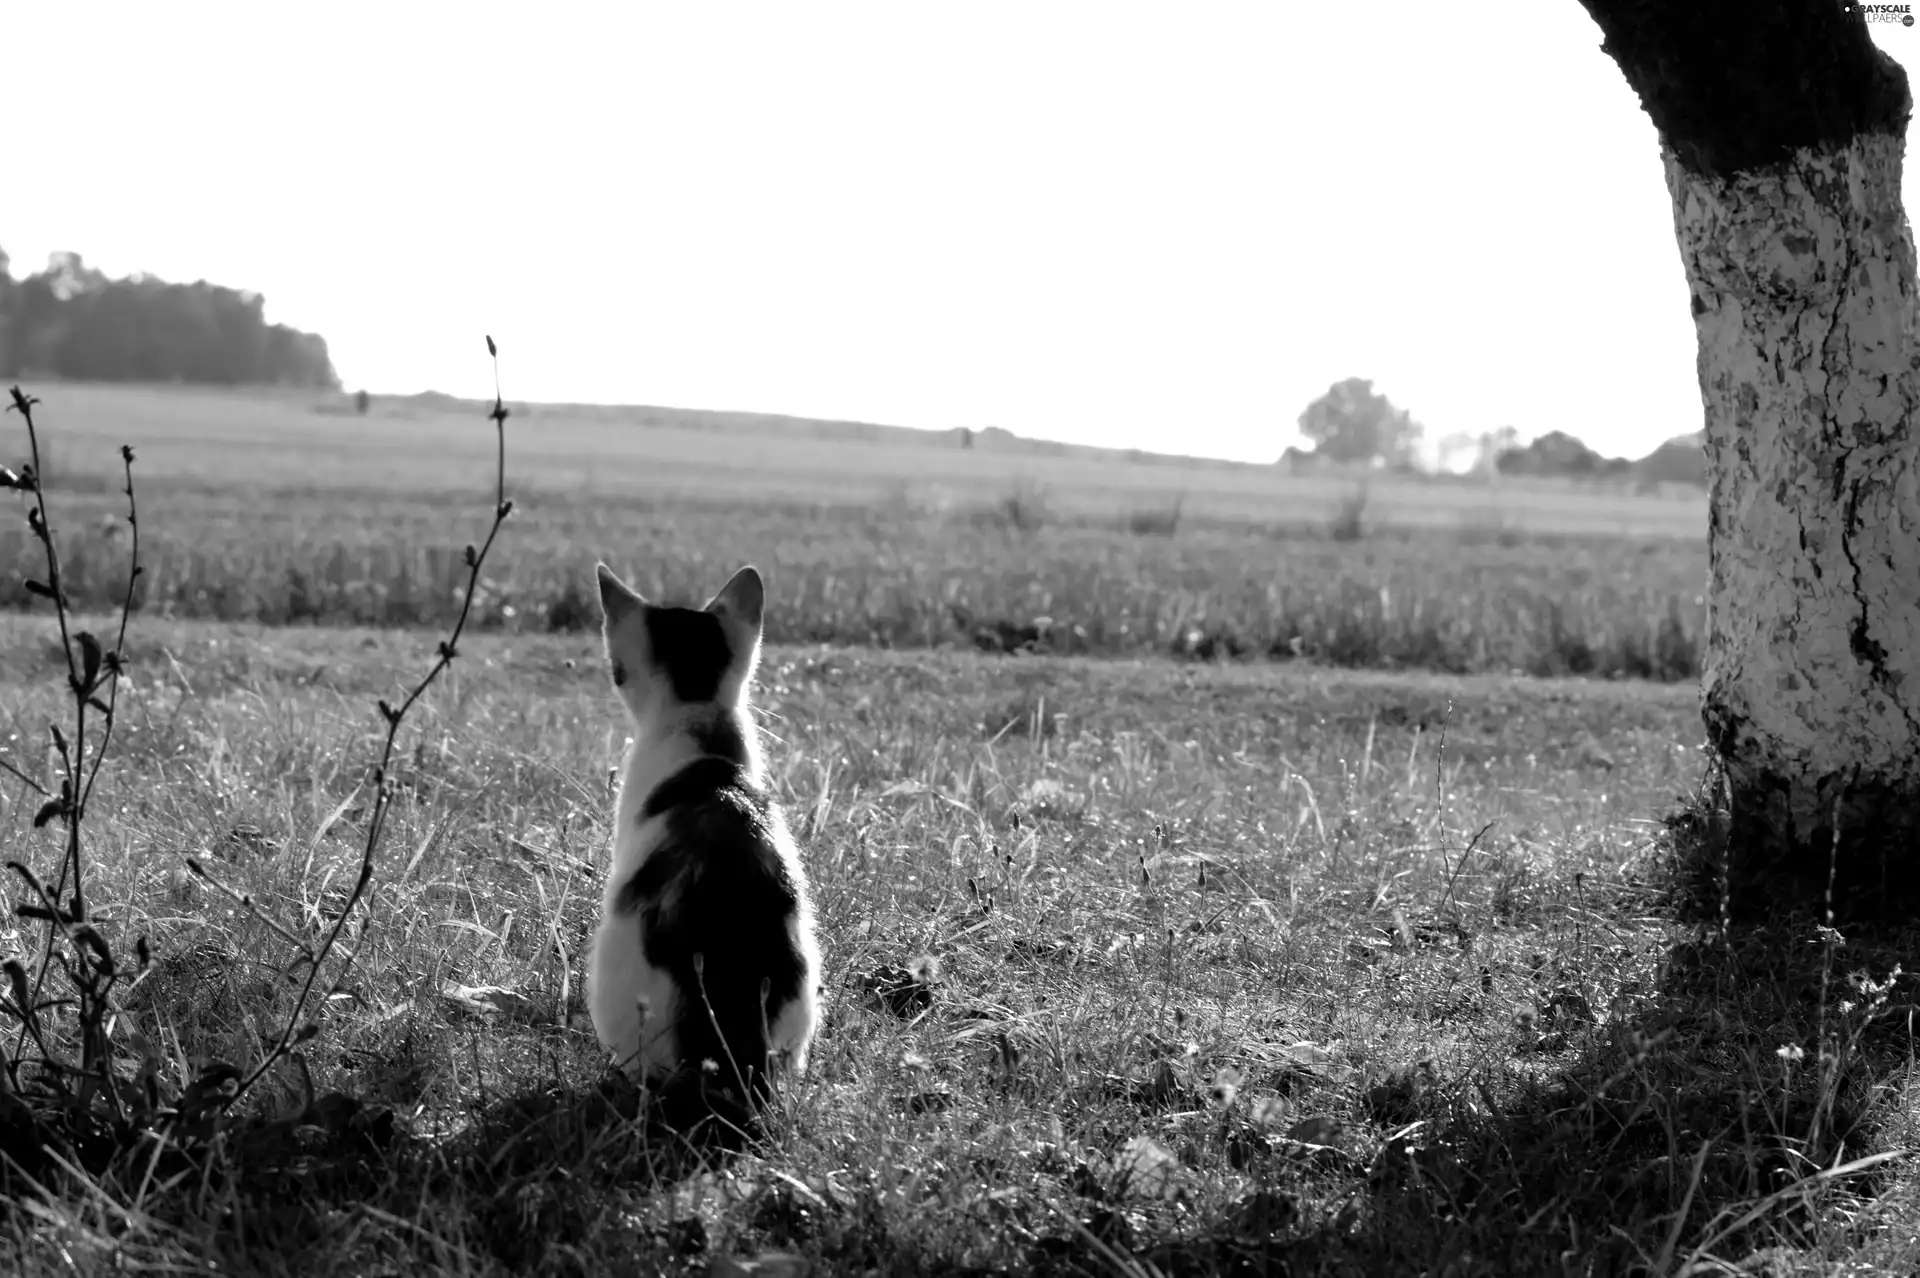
[586,563,821,1111]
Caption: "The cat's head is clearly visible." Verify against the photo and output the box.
[594,563,764,727]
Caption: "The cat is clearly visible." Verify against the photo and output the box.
[585,562,821,1109]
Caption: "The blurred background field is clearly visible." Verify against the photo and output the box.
[6,381,1708,681]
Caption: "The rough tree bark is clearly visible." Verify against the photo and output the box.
[1575,0,1920,914]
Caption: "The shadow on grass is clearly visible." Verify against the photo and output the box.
[1305,923,1914,1277]
[116,1073,774,1275]
[1042,818,1920,1278]
[18,814,1915,1276]
[23,926,1912,1278]
[1012,936,1915,1278]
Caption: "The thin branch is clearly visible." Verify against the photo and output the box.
[6,388,88,914]
[184,858,316,966]
[230,336,513,1105]
[5,388,79,694]
[0,755,48,798]
[80,445,141,811]
[0,395,146,1123]
[5,386,100,1066]
[1439,820,1497,913]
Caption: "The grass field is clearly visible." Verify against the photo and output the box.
[4,620,1915,1275]
[6,382,1915,1276]
[7,383,1708,681]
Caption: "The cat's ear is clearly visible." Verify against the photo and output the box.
[596,563,645,628]
[705,565,764,636]
[706,566,765,689]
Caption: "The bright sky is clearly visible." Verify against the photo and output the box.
[7,3,1918,464]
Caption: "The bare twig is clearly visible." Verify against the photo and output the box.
[5,388,78,694]
[230,336,513,1105]
[4,389,144,1095]
[184,858,316,966]
[0,756,48,798]
[1439,819,1497,913]
[80,446,141,811]
[6,388,80,923]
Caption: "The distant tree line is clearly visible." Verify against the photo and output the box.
[1283,376,1707,488]
[0,247,338,389]
[1489,429,1631,479]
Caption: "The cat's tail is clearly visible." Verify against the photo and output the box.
[673,952,776,1109]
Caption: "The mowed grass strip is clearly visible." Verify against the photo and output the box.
[29,381,1708,539]
[20,617,1914,1275]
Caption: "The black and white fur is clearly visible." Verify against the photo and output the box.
[585,562,820,1103]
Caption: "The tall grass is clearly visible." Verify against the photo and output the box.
[5,479,1708,681]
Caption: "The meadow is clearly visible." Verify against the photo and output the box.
[5,382,1916,1277]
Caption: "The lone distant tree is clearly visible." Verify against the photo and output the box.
[1295,377,1422,467]
[1577,0,1918,913]
[1635,434,1708,488]
[1476,426,1520,477]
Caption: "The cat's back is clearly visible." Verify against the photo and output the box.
[618,757,805,935]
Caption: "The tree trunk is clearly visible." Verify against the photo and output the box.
[1577,1,1920,914]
